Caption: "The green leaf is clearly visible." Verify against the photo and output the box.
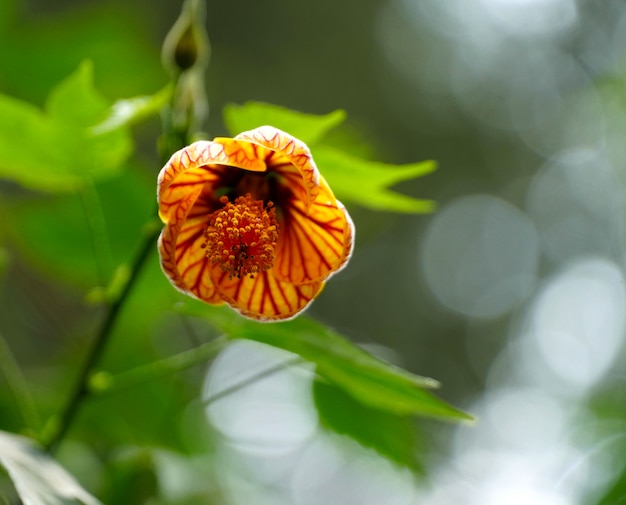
[46,60,109,127]
[68,259,204,453]
[314,146,437,213]
[0,430,102,505]
[222,102,436,213]
[181,304,472,421]
[223,101,346,145]
[0,167,154,288]
[314,380,423,471]
[0,61,137,192]
[92,84,174,134]
[0,94,73,191]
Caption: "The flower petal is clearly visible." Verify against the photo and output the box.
[158,141,228,224]
[157,138,279,222]
[274,177,354,285]
[234,126,320,209]
[157,138,278,302]
[210,266,324,321]
[210,137,273,172]
[158,199,223,304]
[157,127,355,319]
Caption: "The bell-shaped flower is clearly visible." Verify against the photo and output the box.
[157,126,354,321]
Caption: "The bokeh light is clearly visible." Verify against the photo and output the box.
[420,194,539,318]
[528,258,626,390]
[526,149,625,264]
[377,1,626,503]
[203,341,419,505]
[203,340,318,453]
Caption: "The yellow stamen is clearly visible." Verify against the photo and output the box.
[203,194,278,279]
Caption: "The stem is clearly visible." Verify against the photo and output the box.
[43,222,160,453]
[203,356,303,406]
[90,335,229,397]
[43,0,211,455]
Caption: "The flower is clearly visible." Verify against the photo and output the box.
[157,125,354,321]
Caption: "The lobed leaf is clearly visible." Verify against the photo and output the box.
[92,84,173,135]
[224,101,346,146]
[314,380,424,471]
[181,303,472,421]
[314,145,437,213]
[0,61,165,193]
[45,60,110,127]
[222,101,437,213]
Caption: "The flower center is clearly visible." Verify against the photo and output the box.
[203,194,279,279]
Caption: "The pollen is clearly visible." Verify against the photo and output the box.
[203,193,279,279]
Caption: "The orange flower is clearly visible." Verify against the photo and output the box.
[157,126,354,321]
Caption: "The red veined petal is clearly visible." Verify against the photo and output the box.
[157,139,277,303]
[158,139,275,224]
[210,137,273,172]
[210,266,324,321]
[158,142,228,224]
[234,126,320,209]
[158,193,223,304]
[157,128,354,320]
[274,177,354,285]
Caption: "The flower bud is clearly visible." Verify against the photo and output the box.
[162,0,210,74]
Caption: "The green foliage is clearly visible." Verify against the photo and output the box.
[0,44,459,503]
[314,380,423,471]
[72,259,204,453]
[0,61,132,192]
[224,101,346,145]
[315,146,437,213]
[2,2,626,504]
[224,101,437,213]
[183,303,471,421]
[92,85,173,135]
[0,167,154,287]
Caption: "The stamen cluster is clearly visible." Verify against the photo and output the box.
[203,194,278,279]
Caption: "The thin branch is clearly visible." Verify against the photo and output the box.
[203,356,304,407]
[43,221,160,453]
[43,0,211,454]
[90,335,229,397]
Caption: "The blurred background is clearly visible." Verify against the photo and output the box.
[1,0,626,503]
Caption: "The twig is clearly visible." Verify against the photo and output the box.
[203,356,303,407]
[43,221,160,453]
[90,335,229,398]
